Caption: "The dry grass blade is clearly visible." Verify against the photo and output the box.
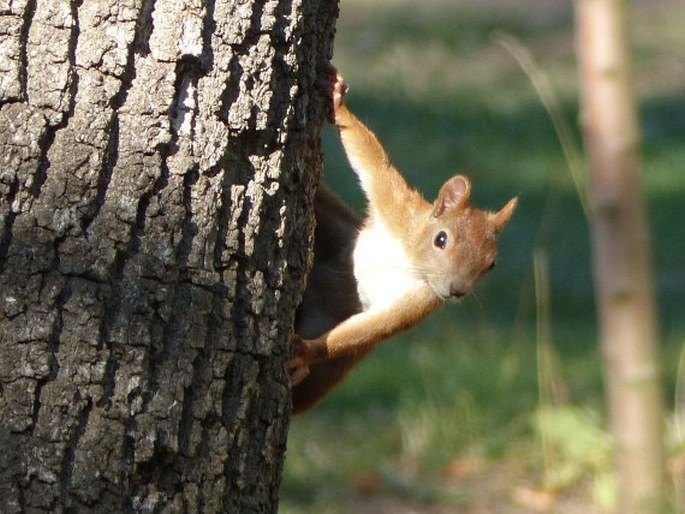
[495,33,589,217]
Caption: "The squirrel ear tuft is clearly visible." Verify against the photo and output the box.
[491,197,518,233]
[433,175,471,217]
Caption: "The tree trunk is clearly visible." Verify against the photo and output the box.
[575,1,665,512]
[0,0,337,512]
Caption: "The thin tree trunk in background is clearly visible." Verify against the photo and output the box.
[575,1,665,512]
[0,0,337,511]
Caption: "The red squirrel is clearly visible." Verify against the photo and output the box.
[291,65,517,414]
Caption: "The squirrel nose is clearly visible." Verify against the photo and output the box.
[449,287,466,299]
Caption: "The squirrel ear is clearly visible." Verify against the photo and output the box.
[491,197,518,233]
[433,175,471,217]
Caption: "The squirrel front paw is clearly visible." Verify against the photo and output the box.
[288,335,310,385]
[331,69,348,118]
[318,62,348,125]
[288,335,327,385]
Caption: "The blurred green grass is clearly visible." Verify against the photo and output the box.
[283,1,685,512]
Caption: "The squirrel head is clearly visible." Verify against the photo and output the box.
[414,175,517,301]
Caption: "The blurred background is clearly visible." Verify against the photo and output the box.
[283,0,685,512]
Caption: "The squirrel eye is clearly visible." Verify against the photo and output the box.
[434,231,448,249]
[487,261,497,272]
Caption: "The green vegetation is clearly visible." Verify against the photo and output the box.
[283,1,685,512]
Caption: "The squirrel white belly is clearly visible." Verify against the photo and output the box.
[353,220,426,311]
[291,64,517,414]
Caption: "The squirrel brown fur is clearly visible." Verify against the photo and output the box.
[291,64,518,414]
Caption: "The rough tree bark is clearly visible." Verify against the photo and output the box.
[0,0,338,512]
[575,1,665,513]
